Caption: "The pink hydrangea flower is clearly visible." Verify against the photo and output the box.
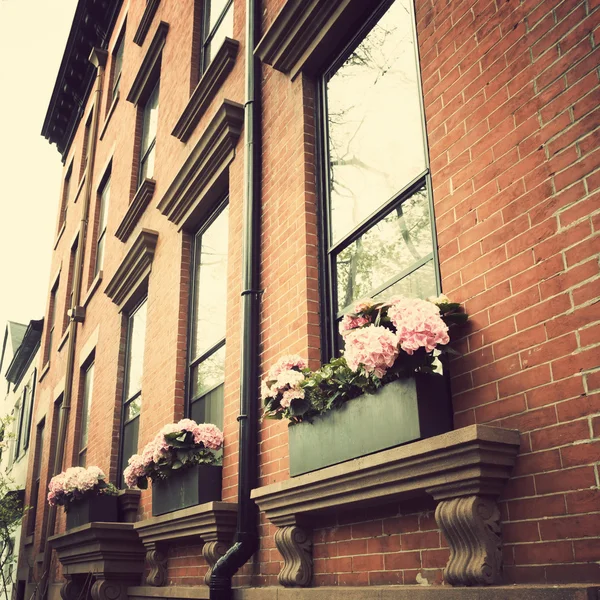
[343,325,399,379]
[387,296,450,354]
[47,466,108,506]
[339,315,370,336]
[353,299,375,313]
[193,423,224,450]
[123,454,146,488]
[280,387,305,409]
[266,355,307,380]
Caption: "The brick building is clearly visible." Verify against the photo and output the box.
[19,0,600,598]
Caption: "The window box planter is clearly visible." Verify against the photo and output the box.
[151,464,222,516]
[66,494,119,530]
[289,374,452,476]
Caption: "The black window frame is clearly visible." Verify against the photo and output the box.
[117,297,148,485]
[94,174,111,277]
[78,361,94,467]
[316,0,441,360]
[110,30,125,105]
[185,197,229,428]
[199,0,234,74]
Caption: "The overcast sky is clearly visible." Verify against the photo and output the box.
[0,0,78,333]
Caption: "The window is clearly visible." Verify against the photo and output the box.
[138,81,159,187]
[187,201,228,428]
[27,419,44,536]
[45,280,59,364]
[58,164,72,232]
[111,32,125,104]
[199,0,233,73]
[95,177,110,276]
[78,362,94,466]
[119,299,147,484]
[80,112,93,180]
[319,0,439,356]
[63,237,79,335]
[15,372,34,460]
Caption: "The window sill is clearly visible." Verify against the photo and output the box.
[99,92,120,141]
[133,0,161,46]
[171,38,239,143]
[115,179,156,242]
[57,328,69,353]
[133,501,237,586]
[39,361,50,382]
[54,222,66,250]
[252,424,520,587]
[23,535,33,547]
[83,270,103,308]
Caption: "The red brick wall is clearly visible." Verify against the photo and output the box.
[26,0,599,590]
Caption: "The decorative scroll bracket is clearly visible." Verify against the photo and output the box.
[273,522,313,587]
[145,542,168,587]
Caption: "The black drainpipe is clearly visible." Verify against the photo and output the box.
[209,0,261,597]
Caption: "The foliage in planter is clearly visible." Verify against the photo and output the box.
[262,295,467,423]
[124,419,224,489]
[47,466,117,511]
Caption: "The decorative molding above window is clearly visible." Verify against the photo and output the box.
[105,229,159,311]
[252,425,520,588]
[133,0,161,46]
[172,38,240,143]
[127,21,169,105]
[133,501,237,587]
[115,179,157,242]
[255,0,379,79]
[157,100,243,227]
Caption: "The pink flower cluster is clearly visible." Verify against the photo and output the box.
[47,466,106,506]
[261,354,306,410]
[339,300,375,336]
[388,296,449,354]
[344,326,399,379]
[123,419,224,488]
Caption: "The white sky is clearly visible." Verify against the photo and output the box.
[0,0,78,332]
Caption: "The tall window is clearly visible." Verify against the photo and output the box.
[320,0,439,355]
[95,177,110,276]
[111,33,125,104]
[15,371,35,460]
[27,419,44,536]
[78,362,94,466]
[80,112,93,180]
[119,299,147,483]
[199,0,233,73]
[138,81,159,187]
[45,280,59,364]
[58,165,72,231]
[63,237,79,335]
[187,202,228,428]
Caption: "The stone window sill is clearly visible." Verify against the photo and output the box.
[133,501,237,587]
[172,38,239,143]
[82,270,103,308]
[252,424,520,588]
[99,92,119,141]
[115,179,156,243]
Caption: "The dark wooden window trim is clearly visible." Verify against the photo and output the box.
[255,0,389,80]
[133,0,161,46]
[105,229,159,312]
[126,21,169,106]
[172,38,239,143]
[115,179,156,243]
[157,100,243,227]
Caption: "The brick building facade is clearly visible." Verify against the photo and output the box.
[19,0,600,598]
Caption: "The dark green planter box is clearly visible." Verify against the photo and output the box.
[66,494,119,530]
[151,464,222,516]
[289,374,452,477]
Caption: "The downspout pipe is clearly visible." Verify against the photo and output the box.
[209,0,261,598]
[38,48,107,600]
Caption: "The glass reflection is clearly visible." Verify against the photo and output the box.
[192,345,226,399]
[327,0,426,244]
[125,300,147,401]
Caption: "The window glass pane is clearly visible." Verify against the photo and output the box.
[112,37,124,99]
[192,206,229,359]
[206,3,233,64]
[191,383,224,429]
[126,396,142,422]
[98,179,110,235]
[140,146,155,183]
[80,363,94,452]
[336,185,432,311]
[191,345,226,400]
[327,0,426,244]
[95,236,105,277]
[78,448,87,467]
[374,259,436,301]
[141,83,160,156]
[120,416,139,485]
[125,300,147,401]
[208,0,231,31]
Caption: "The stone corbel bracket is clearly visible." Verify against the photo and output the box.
[251,424,520,588]
[49,523,146,600]
[133,501,238,586]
